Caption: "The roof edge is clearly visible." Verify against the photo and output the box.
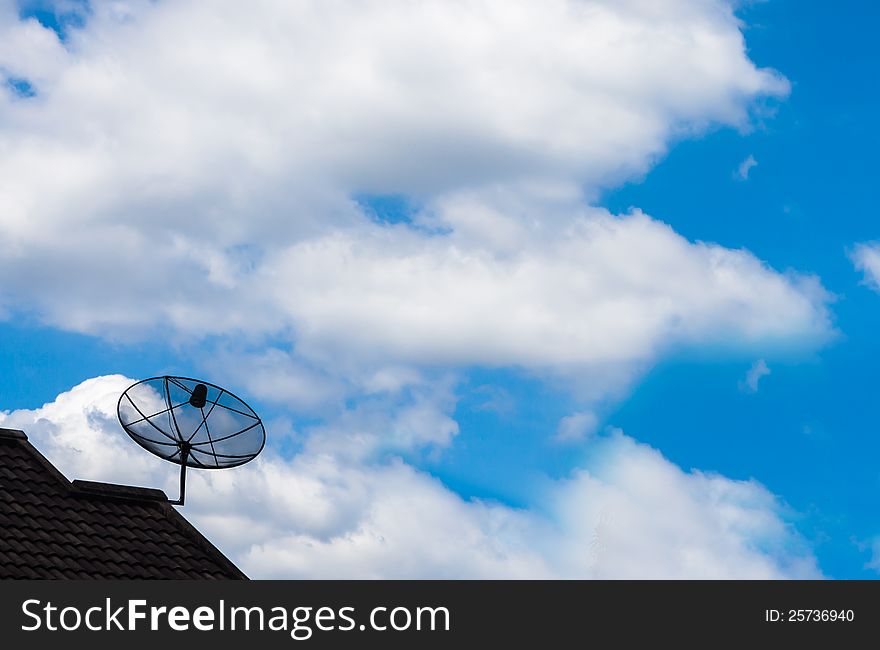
[0,427,27,441]
[158,502,249,579]
[72,480,169,502]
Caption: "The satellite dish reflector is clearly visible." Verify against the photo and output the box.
[117,376,266,506]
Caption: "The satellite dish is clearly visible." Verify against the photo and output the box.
[117,376,266,506]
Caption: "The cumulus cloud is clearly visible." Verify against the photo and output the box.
[851,243,880,292]
[202,347,347,413]
[0,0,812,369]
[265,206,830,376]
[0,376,820,578]
[0,0,786,205]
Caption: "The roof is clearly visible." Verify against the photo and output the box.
[0,427,246,579]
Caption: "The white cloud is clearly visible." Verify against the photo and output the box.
[0,374,159,483]
[0,375,821,578]
[0,0,815,378]
[740,358,771,393]
[0,0,786,204]
[202,348,347,413]
[555,411,599,443]
[735,154,758,180]
[851,243,880,292]
[265,206,830,379]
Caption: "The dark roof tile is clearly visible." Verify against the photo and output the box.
[0,430,245,580]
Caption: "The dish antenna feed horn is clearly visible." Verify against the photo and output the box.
[117,376,266,506]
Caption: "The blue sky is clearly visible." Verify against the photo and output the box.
[1,0,878,578]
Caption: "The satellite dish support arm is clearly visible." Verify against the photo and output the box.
[170,445,189,506]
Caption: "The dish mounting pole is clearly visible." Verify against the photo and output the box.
[170,443,190,506]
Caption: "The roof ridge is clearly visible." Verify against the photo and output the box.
[0,427,27,441]
[71,480,168,502]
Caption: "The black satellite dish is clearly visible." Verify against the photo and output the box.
[117,376,266,506]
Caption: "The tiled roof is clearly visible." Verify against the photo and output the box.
[0,428,246,579]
